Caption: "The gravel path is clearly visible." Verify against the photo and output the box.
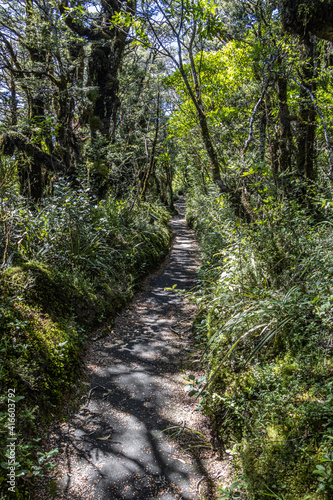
[37,198,226,499]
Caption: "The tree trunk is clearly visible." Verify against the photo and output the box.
[277,74,293,174]
[89,1,133,140]
[140,90,160,199]
[196,108,221,184]
[60,0,134,141]
[88,42,121,140]
[9,65,18,127]
[259,102,266,163]
[178,27,223,187]
[24,0,49,202]
[296,36,317,182]
[281,0,333,43]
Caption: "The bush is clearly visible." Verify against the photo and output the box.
[0,180,171,495]
[187,187,333,499]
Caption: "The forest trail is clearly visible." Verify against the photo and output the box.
[37,198,223,500]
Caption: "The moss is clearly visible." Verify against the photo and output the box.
[47,479,58,498]
[0,300,80,406]
[53,143,66,159]
[89,115,103,131]
[96,162,109,176]
[281,0,333,42]
[4,262,75,319]
[2,262,125,329]
[0,200,172,491]
[6,357,39,391]
[240,439,326,499]
[86,89,99,102]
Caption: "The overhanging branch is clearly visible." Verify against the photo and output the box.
[0,132,65,173]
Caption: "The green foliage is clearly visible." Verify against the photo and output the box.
[187,188,333,499]
[218,478,248,499]
[3,0,333,498]
[0,179,171,492]
[166,40,254,129]
[313,452,333,493]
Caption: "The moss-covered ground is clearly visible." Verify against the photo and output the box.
[0,192,171,498]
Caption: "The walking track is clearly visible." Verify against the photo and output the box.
[37,198,223,500]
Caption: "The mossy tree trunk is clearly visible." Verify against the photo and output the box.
[296,36,317,183]
[55,44,86,180]
[24,0,44,201]
[277,73,293,175]
[61,0,135,142]
[281,0,333,43]
[258,101,267,164]
[140,89,160,199]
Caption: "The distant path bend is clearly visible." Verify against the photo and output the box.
[39,198,218,500]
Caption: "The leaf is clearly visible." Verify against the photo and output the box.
[229,481,241,490]
[47,448,58,457]
[97,434,112,440]
[11,396,25,402]
[58,341,68,348]
[313,470,325,476]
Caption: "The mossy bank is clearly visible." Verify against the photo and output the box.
[0,187,171,498]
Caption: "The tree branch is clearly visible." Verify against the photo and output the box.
[0,132,65,173]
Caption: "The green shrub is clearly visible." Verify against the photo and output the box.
[0,180,171,493]
[187,187,333,499]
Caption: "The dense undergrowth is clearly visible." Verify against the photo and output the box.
[0,181,171,497]
[186,187,333,500]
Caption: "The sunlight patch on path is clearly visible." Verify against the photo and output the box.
[44,199,217,500]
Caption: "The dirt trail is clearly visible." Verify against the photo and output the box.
[38,198,223,500]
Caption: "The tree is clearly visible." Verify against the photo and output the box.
[281,0,333,43]
[60,0,135,141]
[0,0,136,202]
[116,0,226,187]
[0,0,83,200]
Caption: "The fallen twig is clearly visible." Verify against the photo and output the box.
[196,477,205,492]
[87,385,107,403]
[169,325,192,335]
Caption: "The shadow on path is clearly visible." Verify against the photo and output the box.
[52,198,214,500]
